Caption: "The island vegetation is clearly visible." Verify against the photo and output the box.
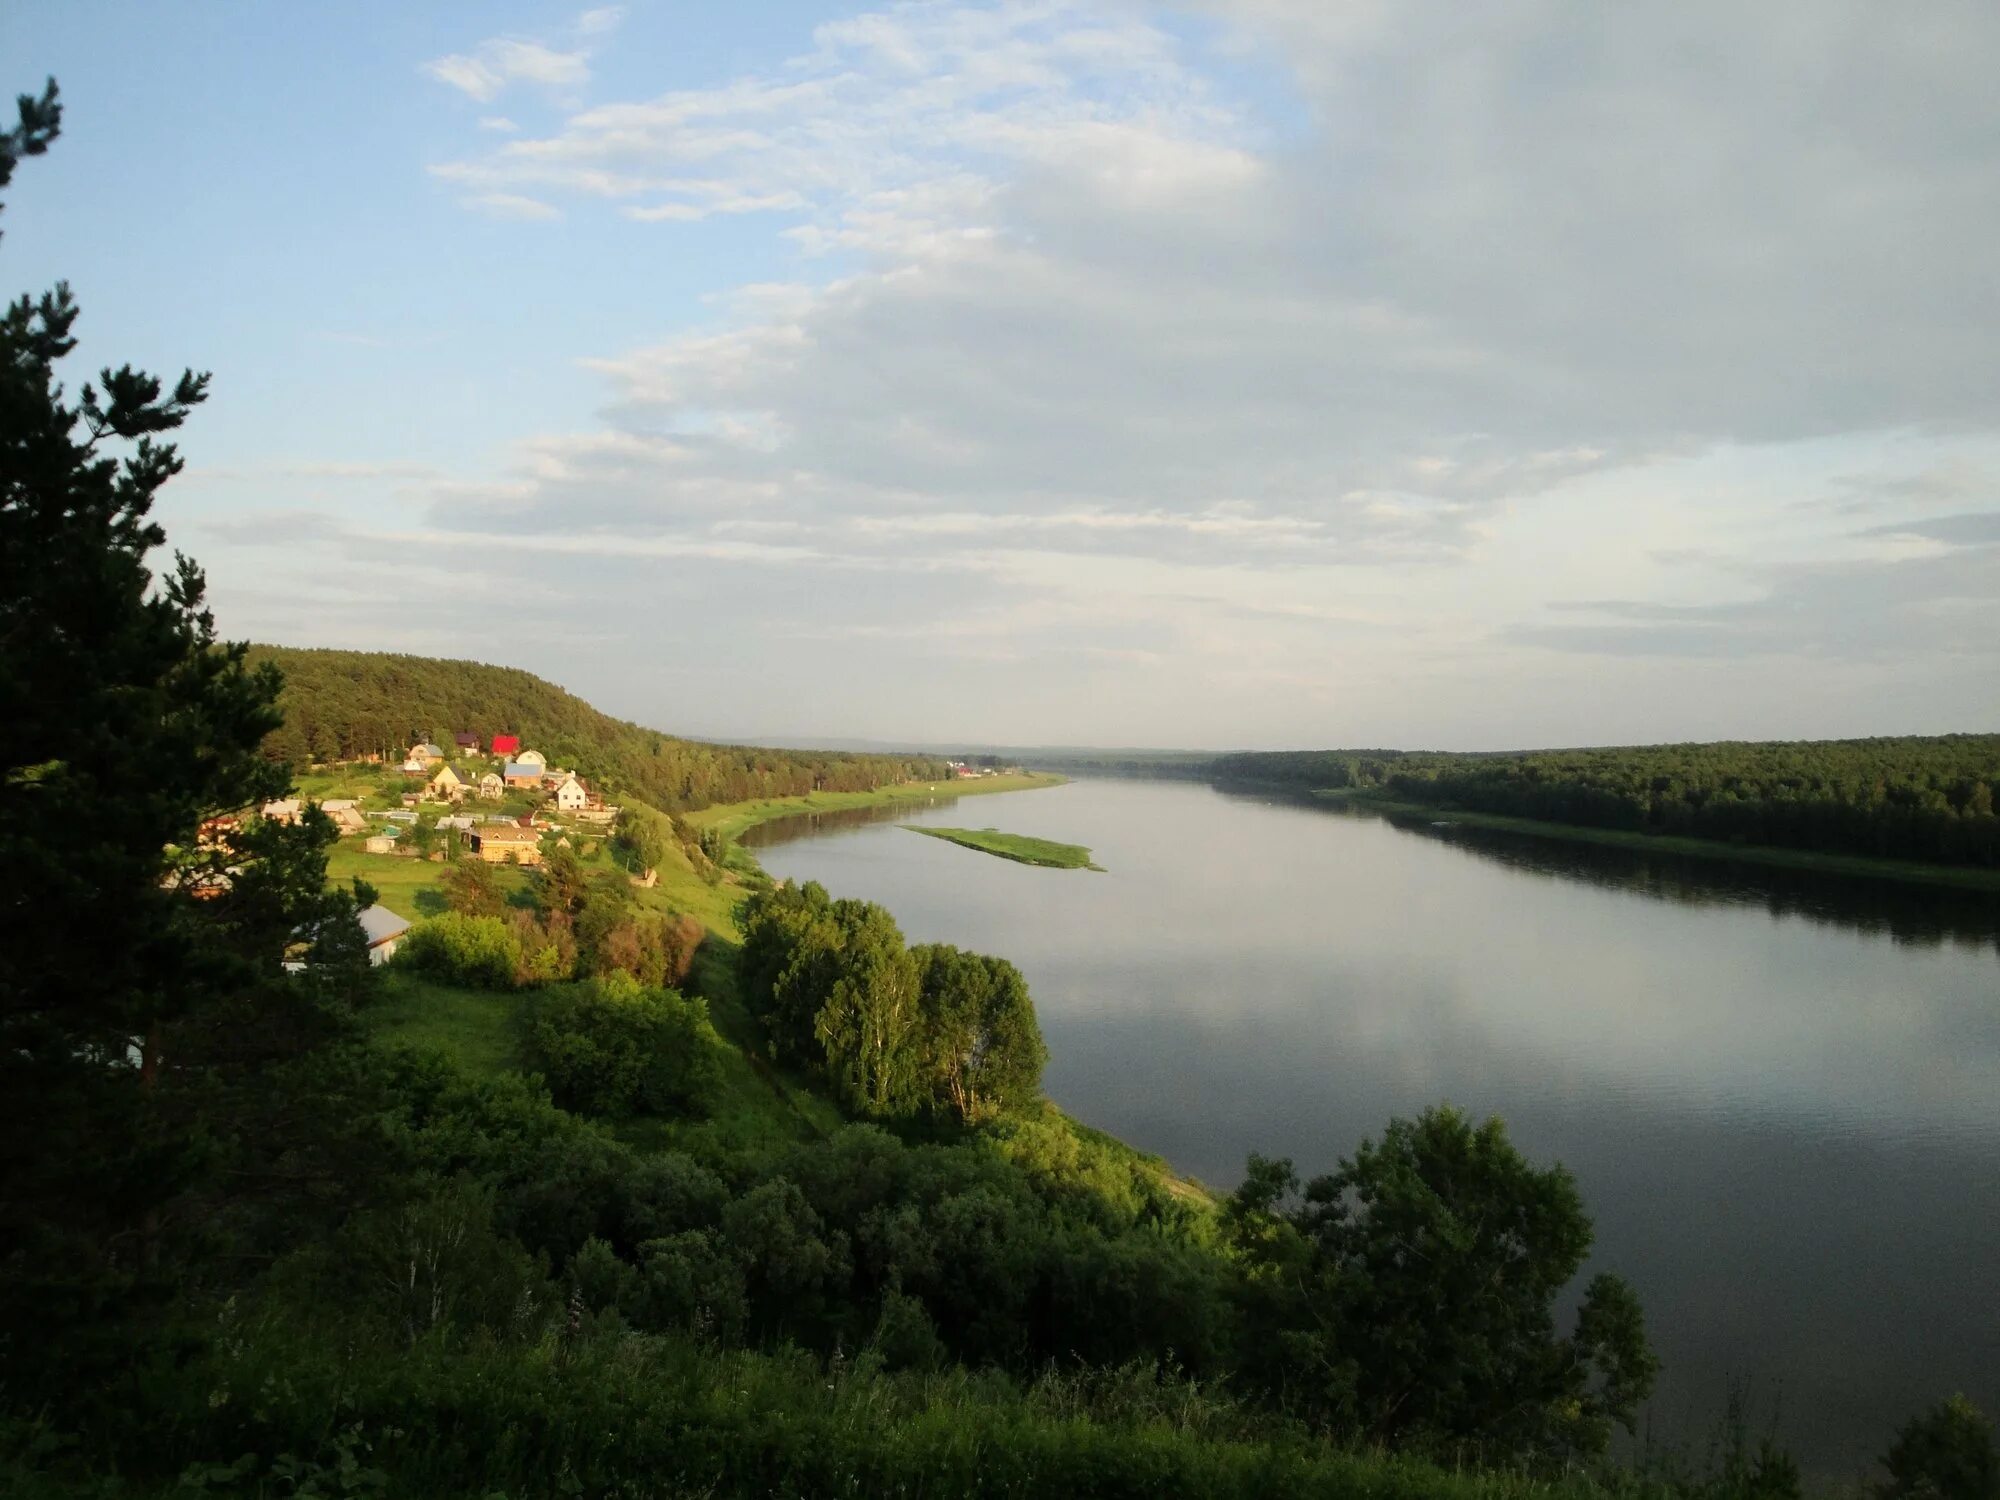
[7,82,2000,1500]
[906,824,1103,869]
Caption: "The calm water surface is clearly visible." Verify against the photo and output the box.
[749,778,2000,1477]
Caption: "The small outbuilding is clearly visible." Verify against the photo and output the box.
[357,904,412,965]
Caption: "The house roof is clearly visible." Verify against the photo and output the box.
[474,822,539,845]
[503,760,540,778]
[261,799,301,816]
[413,743,444,757]
[357,904,411,947]
[454,732,479,747]
[320,799,357,812]
[430,763,463,783]
[491,734,520,753]
[515,748,546,764]
[478,771,503,784]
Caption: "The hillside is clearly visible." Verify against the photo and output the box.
[250,645,947,813]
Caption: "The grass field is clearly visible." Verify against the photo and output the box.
[1317,787,2000,891]
[905,825,1102,870]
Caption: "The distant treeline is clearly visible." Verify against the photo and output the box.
[1210,736,2000,868]
[250,647,947,812]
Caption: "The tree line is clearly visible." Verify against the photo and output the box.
[1211,736,2000,867]
[250,644,952,812]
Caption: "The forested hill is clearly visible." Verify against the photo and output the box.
[249,646,947,812]
[1209,735,2000,868]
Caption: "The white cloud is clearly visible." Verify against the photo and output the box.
[478,116,520,133]
[461,191,562,222]
[423,38,590,103]
[260,1,2000,743]
[576,7,625,37]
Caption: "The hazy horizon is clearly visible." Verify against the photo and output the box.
[10,2,1998,749]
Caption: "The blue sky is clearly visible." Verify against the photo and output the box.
[6,2,1998,749]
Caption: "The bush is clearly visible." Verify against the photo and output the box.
[398,912,523,990]
[521,973,723,1119]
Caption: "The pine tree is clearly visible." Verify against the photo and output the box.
[0,80,375,1390]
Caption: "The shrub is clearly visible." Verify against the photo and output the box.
[521,974,723,1120]
[399,912,523,990]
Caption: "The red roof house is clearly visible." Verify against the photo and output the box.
[491,734,520,756]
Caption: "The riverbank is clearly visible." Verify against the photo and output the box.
[682,772,1065,852]
[1312,787,2000,891]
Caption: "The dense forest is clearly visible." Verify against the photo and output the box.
[1210,737,2000,868]
[250,645,949,812]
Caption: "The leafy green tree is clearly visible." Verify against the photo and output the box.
[1226,1107,1657,1462]
[616,803,674,875]
[0,80,374,1387]
[912,944,1047,1123]
[1879,1396,1999,1500]
[813,902,923,1118]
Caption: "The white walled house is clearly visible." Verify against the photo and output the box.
[553,774,589,812]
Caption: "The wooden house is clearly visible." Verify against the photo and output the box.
[427,764,470,802]
[477,772,505,800]
[552,774,589,812]
[468,822,542,866]
[454,732,480,753]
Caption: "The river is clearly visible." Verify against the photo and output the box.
[746,776,2000,1478]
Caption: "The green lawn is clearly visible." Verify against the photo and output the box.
[1319,787,2000,891]
[904,825,1102,870]
[368,971,527,1077]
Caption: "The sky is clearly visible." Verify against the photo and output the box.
[5,1,1998,751]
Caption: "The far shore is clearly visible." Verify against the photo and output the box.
[1308,786,2000,892]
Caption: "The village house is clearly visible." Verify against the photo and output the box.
[514,748,546,770]
[468,821,542,866]
[503,759,543,789]
[260,798,303,825]
[477,771,504,800]
[363,831,399,854]
[435,814,476,832]
[454,732,480,753]
[427,764,470,802]
[326,806,368,835]
[398,757,426,777]
[357,904,412,965]
[408,743,446,766]
[552,774,589,813]
[490,734,520,757]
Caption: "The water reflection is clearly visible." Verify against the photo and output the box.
[751,778,2000,1477]
[1213,783,2000,956]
